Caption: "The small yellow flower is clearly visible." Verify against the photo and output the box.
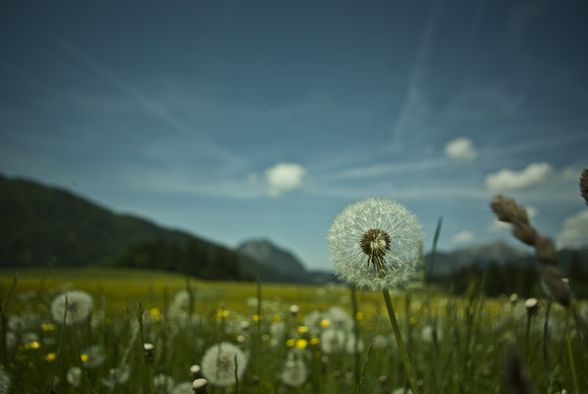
[44,352,57,362]
[80,353,89,362]
[272,314,281,322]
[216,308,230,320]
[409,316,418,327]
[355,312,364,321]
[296,339,308,350]
[24,341,41,350]
[41,323,56,332]
[320,319,330,328]
[310,335,320,345]
[252,314,263,322]
[286,338,296,347]
[149,308,162,322]
[297,325,309,334]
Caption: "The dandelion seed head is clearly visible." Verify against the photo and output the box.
[201,342,248,387]
[170,382,193,394]
[153,374,175,394]
[101,364,131,388]
[328,197,424,291]
[66,366,82,387]
[81,345,106,368]
[280,358,308,387]
[0,368,10,394]
[51,291,93,325]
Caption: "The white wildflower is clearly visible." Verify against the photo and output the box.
[328,197,424,291]
[51,291,93,325]
[201,342,248,387]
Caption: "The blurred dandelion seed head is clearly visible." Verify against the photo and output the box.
[51,291,93,325]
[328,197,424,291]
[201,342,247,387]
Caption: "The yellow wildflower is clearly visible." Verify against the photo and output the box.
[297,325,309,334]
[310,335,320,345]
[296,339,308,350]
[80,353,89,363]
[24,341,41,350]
[320,319,330,328]
[286,338,296,347]
[41,323,56,332]
[44,352,57,362]
[149,308,162,322]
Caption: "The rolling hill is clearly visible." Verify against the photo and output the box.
[0,174,292,282]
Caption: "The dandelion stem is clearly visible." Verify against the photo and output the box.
[566,311,580,394]
[382,289,420,394]
[350,286,361,386]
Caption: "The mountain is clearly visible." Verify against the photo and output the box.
[426,240,588,277]
[237,239,308,281]
[0,174,290,282]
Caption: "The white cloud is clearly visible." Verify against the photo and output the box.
[265,163,306,197]
[452,230,475,243]
[556,210,588,249]
[485,162,552,191]
[562,166,581,181]
[445,137,477,160]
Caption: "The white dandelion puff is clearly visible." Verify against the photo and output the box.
[280,358,308,387]
[326,307,353,331]
[421,325,443,343]
[153,374,175,394]
[201,342,248,387]
[66,366,82,387]
[101,364,131,388]
[81,345,106,368]
[328,197,424,291]
[170,381,193,394]
[320,329,346,354]
[0,368,10,394]
[51,291,94,325]
[345,334,365,354]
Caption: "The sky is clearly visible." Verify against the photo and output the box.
[1,0,587,270]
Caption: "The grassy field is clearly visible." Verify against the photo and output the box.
[0,267,586,393]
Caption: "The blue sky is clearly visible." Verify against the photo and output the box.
[1,0,587,270]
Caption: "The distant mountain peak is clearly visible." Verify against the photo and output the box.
[237,239,307,277]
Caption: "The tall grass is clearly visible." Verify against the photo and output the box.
[0,268,586,393]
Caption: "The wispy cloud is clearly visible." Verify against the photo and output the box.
[49,36,247,169]
[390,0,443,147]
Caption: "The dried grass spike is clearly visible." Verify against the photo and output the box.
[580,168,588,205]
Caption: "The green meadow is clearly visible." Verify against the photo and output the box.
[0,267,586,393]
